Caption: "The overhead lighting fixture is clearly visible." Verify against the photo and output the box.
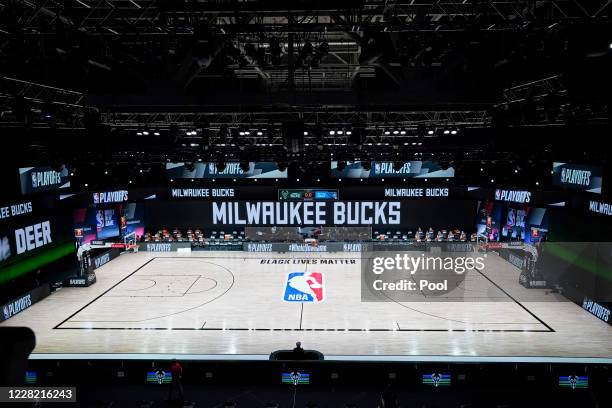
[427,130,434,135]
[329,130,335,135]
[142,131,149,135]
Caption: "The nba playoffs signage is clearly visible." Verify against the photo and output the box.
[330,161,455,178]
[63,272,97,287]
[93,190,129,204]
[552,162,602,194]
[166,162,288,179]
[494,189,531,203]
[582,297,611,324]
[91,249,120,269]
[19,165,70,195]
[139,242,191,252]
[0,284,50,322]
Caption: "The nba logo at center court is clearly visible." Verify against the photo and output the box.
[283,272,324,303]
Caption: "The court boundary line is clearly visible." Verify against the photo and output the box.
[54,256,554,333]
[55,257,235,326]
[53,258,157,329]
[474,268,555,332]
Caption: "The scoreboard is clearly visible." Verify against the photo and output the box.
[278,189,339,201]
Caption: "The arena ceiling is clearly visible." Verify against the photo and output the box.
[0,0,610,164]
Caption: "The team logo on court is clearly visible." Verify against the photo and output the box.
[283,272,324,303]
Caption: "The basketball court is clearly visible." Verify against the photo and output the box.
[3,251,611,362]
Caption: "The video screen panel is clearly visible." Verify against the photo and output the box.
[0,210,75,285]
[73,207,120,242]
[166,162,288,179]
[552,162,602,194]
[330,161,455,178]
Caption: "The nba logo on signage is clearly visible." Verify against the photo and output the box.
[283,272,324,303]
[495,189,501,200]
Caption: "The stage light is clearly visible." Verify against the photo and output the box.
[514,169,519,173]
[337,130,343,135]
[490,178,494,183]
[104,170,108,175]
[400,130,406,135]
[427,130,434,135]
[535,181,540,186]
[303,131,309,136]
[239,131,245,136]
[154,131,160,136]
[257,131,263,136]
[450,130,458,135]
[393,130,399,135]
[136,132,143,136]
[346,131,352,135]
[443,130,450,135]
[329,130,335,135]
[384,131,390,135]
[142,131,149,135]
